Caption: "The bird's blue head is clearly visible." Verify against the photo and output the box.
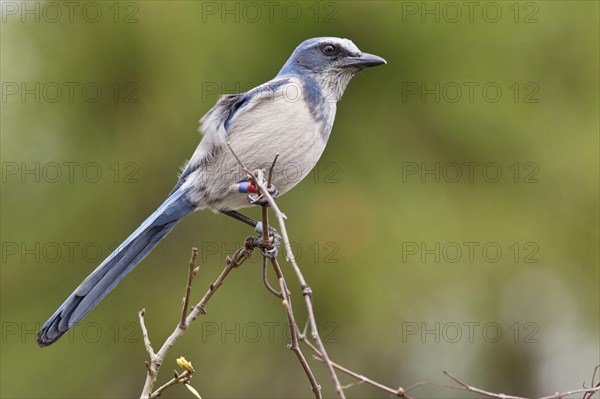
[277,37,386,102]
[278,37,386,76]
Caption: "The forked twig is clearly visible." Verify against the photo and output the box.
[441,370,600,399]
[251,167,346,399]
[180,248,198,328]
[139,244,253,398]
[137,145,598,399]
[273,259,322,398]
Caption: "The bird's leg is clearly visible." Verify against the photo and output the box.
[220,210,282,259]
[221,209,258,228]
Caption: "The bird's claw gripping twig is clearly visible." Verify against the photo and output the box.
[247,184,279,207]
[252,227,282,259]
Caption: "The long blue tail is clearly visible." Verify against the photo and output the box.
[37,187,196,347]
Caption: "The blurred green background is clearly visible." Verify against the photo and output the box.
[1,1,598,398]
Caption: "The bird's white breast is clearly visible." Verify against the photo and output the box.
[186,77,336,211]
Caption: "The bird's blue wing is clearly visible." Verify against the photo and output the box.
[174,77,291,190]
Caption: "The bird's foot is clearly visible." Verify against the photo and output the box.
[251,226,282,259]
[247,184,279,207]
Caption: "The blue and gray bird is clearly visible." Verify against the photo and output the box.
[37,37,386,346]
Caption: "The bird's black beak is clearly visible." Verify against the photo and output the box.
[342,52,387,69]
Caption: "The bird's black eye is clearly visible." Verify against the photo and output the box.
[321,44,337,56]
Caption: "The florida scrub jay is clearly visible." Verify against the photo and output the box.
[37,37,386,346]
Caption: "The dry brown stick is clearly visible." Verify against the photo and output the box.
[149,370,192,399]
[140,244,252,398]
[256,155,321,397]
[443,370,528,399]
[262,153,278,250]
[262,255,283,298]
[442,370,600,399]
[180,248,198,328]
[225,141,599,399]
[302,338,410,398]
[267,153,279,186]
[583,367,600,399]
[251,168,346,399]
[223,145,342,396]
[305,343,600,399]
[270,259,322,399]
[138,148,596,399]
[582,383,600,399]
[138,308,154,362]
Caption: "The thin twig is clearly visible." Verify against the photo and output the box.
[444,370,528,399]
[223,140,346,398]
[442,370,600,399]
[140,244,252,398]
[149,370,192,399]
[260,153,278,252]
[225,149,322,397]
[138,308,155,359]
[261,205,270,251]
[583,367,600,399]
[272,260,322,399]
[582,383,600,399]
[302,337,411,398]
[218,146,600,399]
[538,385,600,399]
[226,141,254,177]
[251,168,346,399]
[267,153,279,186]
[262,256,283,298]
[180,247,198,328]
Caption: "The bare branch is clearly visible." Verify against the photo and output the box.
[138,308,155,358]
[252,169,346,398]
[262,256,283,298]
[137,145,597,399]
[149,370,192,399]
[442,370,600,399]
[273,260,322,399]
[583,366,600,399]
[180,247,198,328]
[227,156,345,398]
[267,153,279,186]
[302,336,413,398]
[226,141,253,177]
[582,383,600,399]
[140,243,251,398]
